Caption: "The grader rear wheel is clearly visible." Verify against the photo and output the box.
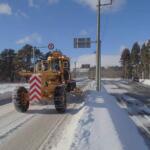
[13,87,29,112]
[54,86,67,113]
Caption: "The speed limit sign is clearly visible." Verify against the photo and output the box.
[48,43,54,50]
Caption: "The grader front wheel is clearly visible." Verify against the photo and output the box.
[54,86,67,113]
[13,87,29,112]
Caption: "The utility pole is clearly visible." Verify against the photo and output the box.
[74,61,77,78]
[96,0,101,91]
[96,0,112,92]
[33,47,36,73]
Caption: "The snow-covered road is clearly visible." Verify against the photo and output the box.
[0,103,69,150]
[45,81,149,150]
[0,79,88,150]
[103,79,150,149]
[0,102,85,150]
[0,79,149,150]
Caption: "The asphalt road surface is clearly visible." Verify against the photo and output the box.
[102,79,150,147]
[103,79,150,105]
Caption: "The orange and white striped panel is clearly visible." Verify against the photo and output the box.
[29,74,41,101]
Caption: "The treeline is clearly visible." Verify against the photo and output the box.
[87,66,122,79]
[120,40,150,79]
[0,44,46,82]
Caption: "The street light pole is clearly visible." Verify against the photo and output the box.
[33,47,36,73]
[96,0,101,91]
[74,61,77,78]
[96,0,112,92]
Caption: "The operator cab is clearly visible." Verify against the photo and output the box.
[35,51,70,73]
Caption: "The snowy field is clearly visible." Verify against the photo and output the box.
[0,83,29,94]
[41,81,149,150]
[103,78,150,86]
[102,78,121,81]
[0,78,88,95]
[140,79,150,86]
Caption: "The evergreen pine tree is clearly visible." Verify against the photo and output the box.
[120,48,131,79]
[130,42,140,77]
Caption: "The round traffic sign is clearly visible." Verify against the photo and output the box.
[48,43,54,50]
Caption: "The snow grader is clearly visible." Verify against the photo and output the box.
[12,50,77,113]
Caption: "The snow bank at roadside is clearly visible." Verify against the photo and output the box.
[50,81,148,150]
[0,83,29,94]
[140,79,150,86]
[102,78,121,81]
[50,81,95,150]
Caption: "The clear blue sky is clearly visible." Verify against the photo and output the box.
[0,0,150,59]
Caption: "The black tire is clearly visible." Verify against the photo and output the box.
[67,81,76,92]
[12,87,29,112]
[54,86,67,113]
[64,70,70,81]
[71,81,76,90]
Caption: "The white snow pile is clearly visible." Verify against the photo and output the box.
[102,78,121,81]
[51,81,148,150]
[0,83,29,94]
[140,79,150,86]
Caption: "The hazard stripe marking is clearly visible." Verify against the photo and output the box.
[29,74,41,101]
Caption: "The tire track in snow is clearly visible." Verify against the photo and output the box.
[0,103,14,118]
[0,79,88,149]
[0,114,34,142]
[0,105,47,142]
